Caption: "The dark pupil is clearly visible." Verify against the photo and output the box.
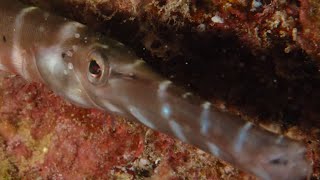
[89,60,101,77]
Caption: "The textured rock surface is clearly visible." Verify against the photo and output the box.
[21,0,320,58]
[0,0,319,179]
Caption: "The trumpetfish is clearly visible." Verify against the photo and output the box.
[0,0,312,179]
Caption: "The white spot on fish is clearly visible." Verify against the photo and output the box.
[161,103,171,119]
[74,33,80,38]
[207,142,220,157]
[66,50,73,57]
[168,120,187,142]
[234,122,253,153]
[57,22,85,44]
[68,62,73,70]
[72,45,78,51]
[200,101,211,135]
[129,106,155,129]
[158,80,172,98]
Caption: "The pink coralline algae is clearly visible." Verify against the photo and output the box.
[0,73,144,178]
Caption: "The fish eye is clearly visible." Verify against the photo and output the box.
[89,60,102,78]
[87,51,109,86]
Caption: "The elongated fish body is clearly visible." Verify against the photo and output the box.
[0,0,312,179]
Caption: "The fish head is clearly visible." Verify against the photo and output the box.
[36,37,160,114]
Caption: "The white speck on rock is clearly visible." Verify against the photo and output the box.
[155,158,161,165]
[138,158,150,169]
[224,165,234,174]
[123,153,131,160]
[251,0,262,11]
[42,147,48,153]
[219,103,226,110]
[292,28,297,41]
[211,15,224,24]
[197,24,206,32]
